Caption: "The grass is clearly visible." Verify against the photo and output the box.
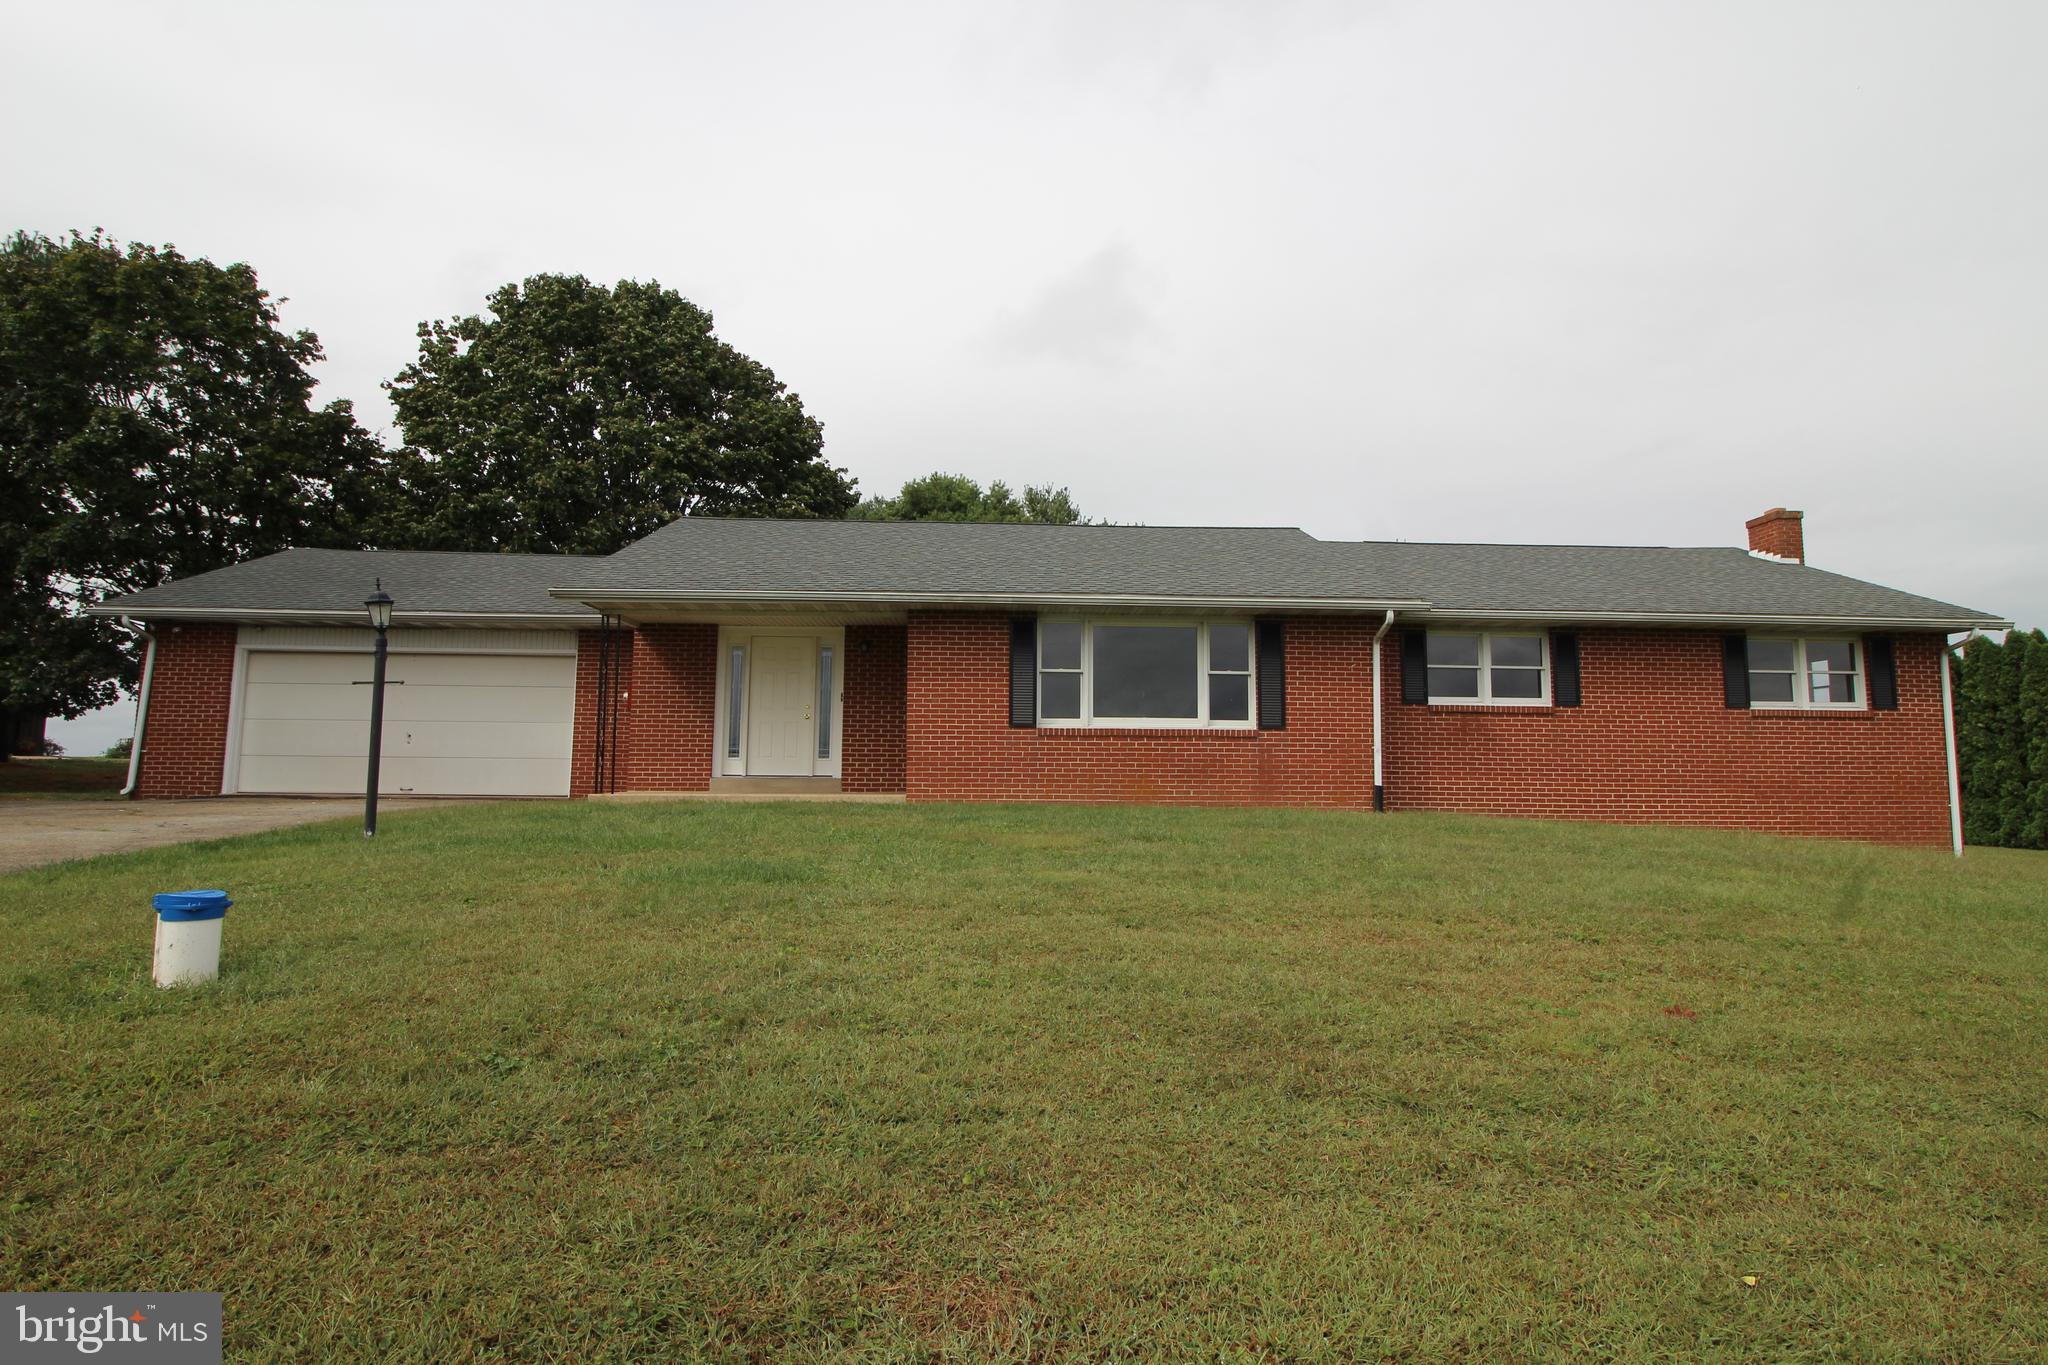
[0,755,127,800]
[2,802,2045,1362]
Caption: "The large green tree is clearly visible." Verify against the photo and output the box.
[383,275,856,554]
[850,471,1086,524]
[0,229,386,752]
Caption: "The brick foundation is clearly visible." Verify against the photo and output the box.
[134,623,237,798]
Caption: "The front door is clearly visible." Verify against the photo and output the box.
[746,635,818,776]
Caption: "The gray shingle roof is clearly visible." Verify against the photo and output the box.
[1341,540,2003,625]
[88,548,598,622]
[553,518,2005,627]
[553,519,1427,607]
[90,520,2009,628]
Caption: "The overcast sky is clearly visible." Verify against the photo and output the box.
[9,0,2043,751]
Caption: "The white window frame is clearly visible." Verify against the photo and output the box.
[1748,636,1867,711]
[1426,630,1552,707]
[1036,619,1256,730]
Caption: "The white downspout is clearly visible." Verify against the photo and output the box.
[119,620,158,798]
[1371,610,1395,811]
[1940,633,1964,858]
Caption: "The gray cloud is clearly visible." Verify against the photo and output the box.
[1013,0,1373,100]
[987,240,1160,366]
[3,0,2041,678]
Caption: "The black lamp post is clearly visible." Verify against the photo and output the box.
[363,582,394,839]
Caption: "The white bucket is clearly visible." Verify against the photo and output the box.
[152,890,231,988]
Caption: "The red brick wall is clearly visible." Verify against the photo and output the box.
[1382,628,1952,845]
[620,624,716,791]
[843,624,907,793]
[904,611,1374,807]
[570,628,634,797]
[135,624,237,798]
[127,613,1958,845]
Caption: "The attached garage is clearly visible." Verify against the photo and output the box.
[229,629,577,797]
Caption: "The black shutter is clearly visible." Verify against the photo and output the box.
[1400,630,1428,704]
[1722,634,1751,709]
[1551,632,1582,707]
[1256,619,1286,730]
[1867,635,1899,710]
[1008,618,1036,727]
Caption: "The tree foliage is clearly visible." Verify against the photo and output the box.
[1956,629,2048,849]
[850,471,1086,524]
[0,229,385,734]
[2021,634,2048,847]
[383,275,856,554]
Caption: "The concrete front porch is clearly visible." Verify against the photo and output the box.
[592,779,904,804]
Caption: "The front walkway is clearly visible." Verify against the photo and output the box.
[0,798,458,873]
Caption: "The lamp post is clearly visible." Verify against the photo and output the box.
[363,582,394,838]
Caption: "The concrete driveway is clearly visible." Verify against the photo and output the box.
[0,798,459,873]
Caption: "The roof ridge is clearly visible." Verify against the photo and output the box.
[284,546,595,560]
[664,516,1312,532]
[1338,539,1742,552]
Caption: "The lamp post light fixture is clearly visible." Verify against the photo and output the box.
[363,582,395,838]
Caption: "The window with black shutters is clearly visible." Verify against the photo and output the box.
[1425,631,1552,706]
[1035,619,1257,728]
[1746,637,1866,710]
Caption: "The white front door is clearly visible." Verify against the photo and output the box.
[746,635,818,776]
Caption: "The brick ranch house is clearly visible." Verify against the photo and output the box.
[88,508,2008,848]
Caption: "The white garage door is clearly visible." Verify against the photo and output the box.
[235,650,575,796]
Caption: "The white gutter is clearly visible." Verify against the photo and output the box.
[80,607,598,628]
[1371,609,1395,811]
[119,620,157,798]
[1415,608,2012,631]
[1941,634,1965,858]
[94,597,2006,633]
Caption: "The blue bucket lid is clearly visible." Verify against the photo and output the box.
[153,889,232,921]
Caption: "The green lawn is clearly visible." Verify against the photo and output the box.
[3,802,2044,1361]
[0,755,127,799]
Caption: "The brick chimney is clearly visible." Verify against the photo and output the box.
[1746,507,1804,563]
